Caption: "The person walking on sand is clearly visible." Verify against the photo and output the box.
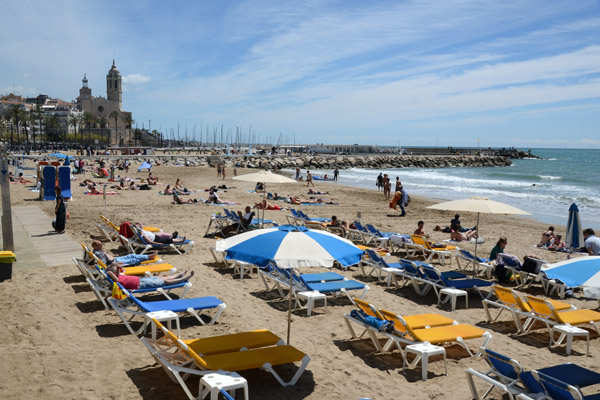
[333,168,339,181]
[216,164,222,178]
[222,165,227,180]
[306,170,315,187]
[382,174,391,200]
[376,173,383,191]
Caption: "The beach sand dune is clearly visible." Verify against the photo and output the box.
[0,161,597,399]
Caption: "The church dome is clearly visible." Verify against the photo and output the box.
[108,60,120,77]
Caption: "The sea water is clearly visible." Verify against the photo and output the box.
[297,148,600,229]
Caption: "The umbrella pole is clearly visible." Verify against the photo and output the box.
[472,212,480,278]
[287,270,293,344]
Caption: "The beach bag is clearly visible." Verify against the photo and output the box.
[522,258,543,274]
[350,310,394,333]
[112,282,127,300]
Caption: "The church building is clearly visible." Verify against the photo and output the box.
[77,60,132,145]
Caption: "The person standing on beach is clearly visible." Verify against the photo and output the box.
[53,186,67,234]
[216,164,222,178]
[395,177,402,192]
[333,168,339,181]
[221,165,227,180]
[376,173,383,191]
[306,170,315,187]
[382,174,391,199]
[295,166,301,181]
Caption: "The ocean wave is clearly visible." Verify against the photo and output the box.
[538,175,562,180]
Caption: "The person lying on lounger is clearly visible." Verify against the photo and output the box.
[106,264,194,290]
[91,240,158,266]
[137,228,187,244]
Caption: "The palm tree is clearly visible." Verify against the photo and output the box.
[68,114,81,145]
[109,110,120,147]
[97,116,108,147]
[6,104,21,144]
[0,117,8,141]
[45,113,60,142]
[82,111,96,145]
[122,114,133,147]
[34,104,43,145]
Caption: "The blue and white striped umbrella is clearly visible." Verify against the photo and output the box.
[543,256,600,299]
[565,203,583,251]
[215,225,363,269]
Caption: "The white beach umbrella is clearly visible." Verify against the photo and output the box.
[233,170,296,226]
[426,196,530,276]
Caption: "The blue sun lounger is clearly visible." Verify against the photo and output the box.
[107,282,226,335]
[296,273,369,301]
[43,166,56,201]
[58,166,71,199]
[466,348,600,400]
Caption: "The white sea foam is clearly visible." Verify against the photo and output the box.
[538,175,561,180]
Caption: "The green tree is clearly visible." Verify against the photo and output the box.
[68,114,81,145]
[45,113,60,142]
[6,104,22,144]
[109,110,120,147]
[34,104,44,145]
[97,116,108,146]
[0,117,8,141]
[82,111,96,145]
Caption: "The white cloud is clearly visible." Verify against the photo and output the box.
[122,74,151,85]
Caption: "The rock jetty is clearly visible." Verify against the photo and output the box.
[75,154,512,169]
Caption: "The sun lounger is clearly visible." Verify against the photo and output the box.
[58,166,71,199]
[126,226,194,255]
[419,264,492,306]
[533,368,600,400]
[42,165,56,201]
[107,283,226,335]
[466,348,600,400]
[152,318,311,387]
[380,309,492,358]
[456,249,494,279]
[82,243,175,277]
[525,295,600,340]
[408,235,457,265]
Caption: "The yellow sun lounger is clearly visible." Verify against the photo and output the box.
[408,235,457,265]
[153,319,310,387]
[380,309,492,358]
[485,286,574,333]
[526,295,600,335]
[344,298,456,353]
[82,243,176,276]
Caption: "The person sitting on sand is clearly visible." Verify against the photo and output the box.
[414,220,428,238]
[91,240,158,266]
[537,226,555,247]
[450,228,479,242]
[106,264,194,290]
[172,193,198,204]
[548,234,565,251]
[161,185,174,195]
[18,172,32,184]
[114,181,127,190]
[255,182,265,192]
[148,172,158,185]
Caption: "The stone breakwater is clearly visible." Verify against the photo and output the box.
[74,154,512,169]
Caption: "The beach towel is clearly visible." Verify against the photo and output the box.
[84,191,118,195]
[119,222,134,239]
[137,161,152,172]
[350,310,394,333]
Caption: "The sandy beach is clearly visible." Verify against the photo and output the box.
[0,159,597,400]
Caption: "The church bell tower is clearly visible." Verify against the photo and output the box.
[106,60,122,110]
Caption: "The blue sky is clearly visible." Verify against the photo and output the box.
[1,1,599,148]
